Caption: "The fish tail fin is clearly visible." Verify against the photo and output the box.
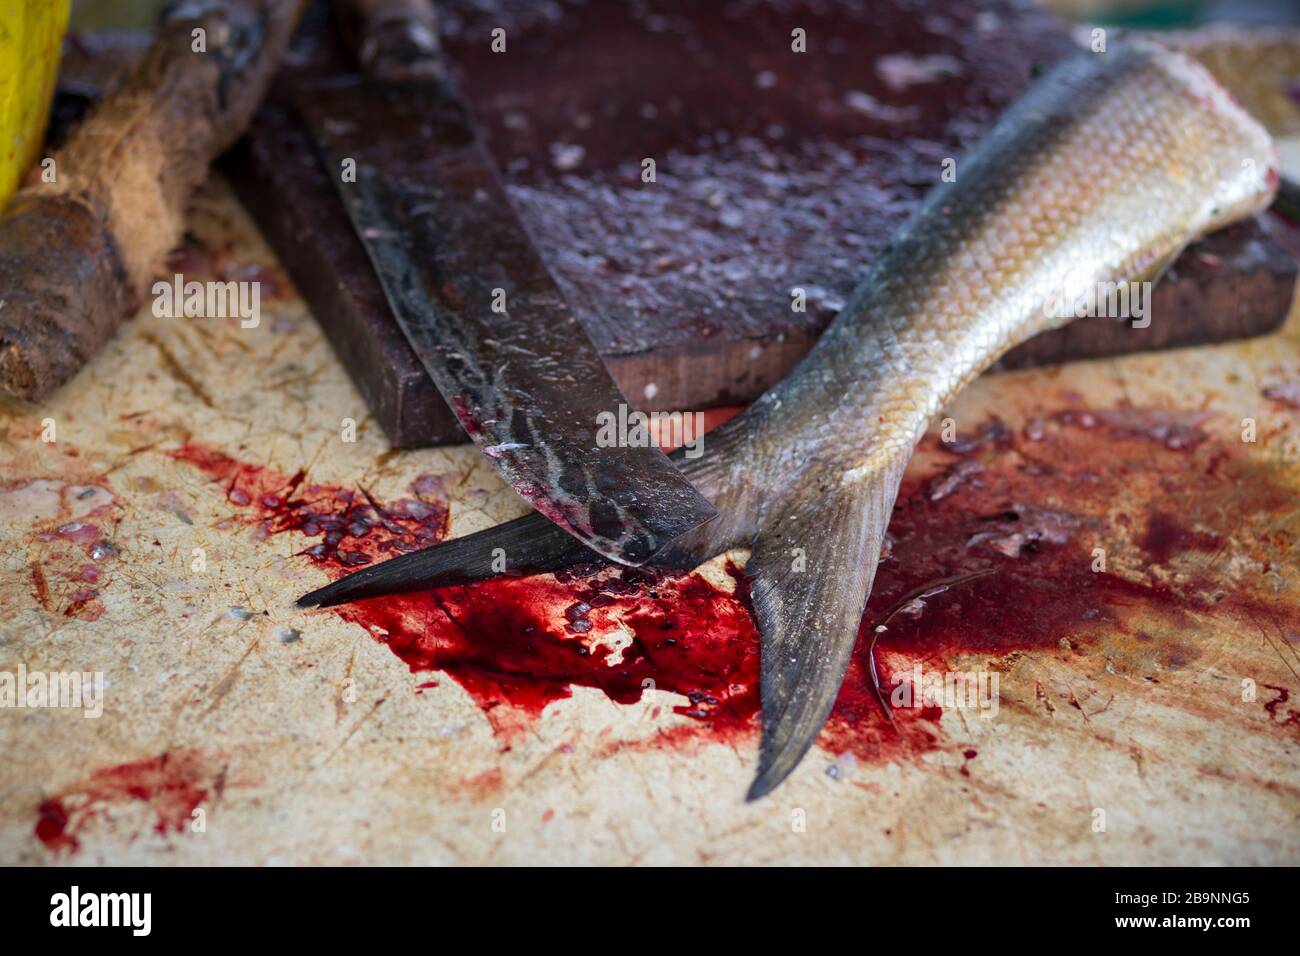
[744,452,908,801]
[295,511,591,608]
[649,421,767,568]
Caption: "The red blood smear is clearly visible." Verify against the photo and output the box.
[30,564,51,609]
[1137,512,1221,566]
[168,444,448,569]
[338,561,760,741]
[34,752,212,854]
[170,413,1300,767]
[64,589,100,619]
[824,473,1145,762]
[1263,380,1300,409]
[825,407,1294,761]
[453,768,506,800]
[1263,685,1300,728]
[170,442,760,747]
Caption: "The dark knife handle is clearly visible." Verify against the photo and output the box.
[336,0,444,82]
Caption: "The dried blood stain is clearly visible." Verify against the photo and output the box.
[16,479,119,620]
[35,751,217,854]
[168,443,448,567]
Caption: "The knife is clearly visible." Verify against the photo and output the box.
[296,0,716,566]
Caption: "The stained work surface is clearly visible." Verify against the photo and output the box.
[1,183,1299,865]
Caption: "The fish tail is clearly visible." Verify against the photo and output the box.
[295,413,765,609]
[639,403,916,799]
[743,450,909,800]
[294,408,911,802]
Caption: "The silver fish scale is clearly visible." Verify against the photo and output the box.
[735,40,1276,498]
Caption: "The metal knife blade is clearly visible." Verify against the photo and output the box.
[298,5,717,565]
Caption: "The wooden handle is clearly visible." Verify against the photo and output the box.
[0,0,303,402]
[337,0,444,83]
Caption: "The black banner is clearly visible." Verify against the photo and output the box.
[0,865,1285,941]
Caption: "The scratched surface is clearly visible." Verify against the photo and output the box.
[0,180,1298,865]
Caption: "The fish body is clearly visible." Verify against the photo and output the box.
[686,38,1279,796]
[300,40,1278,797]
[1159,24,1300,139]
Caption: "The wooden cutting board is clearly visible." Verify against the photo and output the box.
[226,0,1298,446]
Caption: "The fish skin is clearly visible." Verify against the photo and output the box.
[298,40,1278,797]
[730,39,1278,798]
[1156,24,1300,138]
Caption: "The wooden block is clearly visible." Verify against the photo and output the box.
[224,100,462,446]
[227,0,1296,445]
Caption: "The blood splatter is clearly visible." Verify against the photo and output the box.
[1262,684,1300,728]
[339,560,760,742]
[18,479,119,620]
[167,443,448,569]
[170,442,759,746]
[167,411,1300,773]
[35,751,216,854]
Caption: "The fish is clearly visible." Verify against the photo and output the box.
[299,39,1278,798]
[1158,24,1300,218]
[1158,24,1300,140]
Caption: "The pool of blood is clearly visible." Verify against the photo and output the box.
[167,409,1300,766]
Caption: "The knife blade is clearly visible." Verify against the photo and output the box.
[298,0,716,565]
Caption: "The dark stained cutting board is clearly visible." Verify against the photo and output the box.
[226,0,1298,447]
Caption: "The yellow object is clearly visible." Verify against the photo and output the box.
[0,0,71,206]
